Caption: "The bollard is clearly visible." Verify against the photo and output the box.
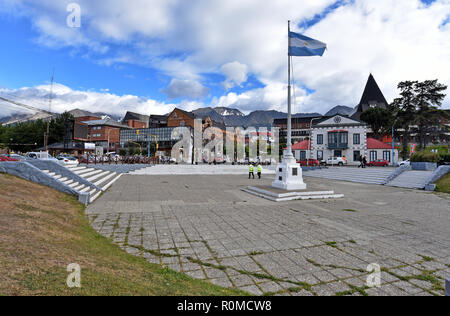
[446,279,450,296]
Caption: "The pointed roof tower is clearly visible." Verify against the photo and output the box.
[351,74,388,120]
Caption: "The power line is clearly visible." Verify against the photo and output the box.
[0,96,54,115]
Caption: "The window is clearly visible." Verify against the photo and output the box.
[353,134,360,145]
[383,151,391,162]
[317,134,323,145]
[300,151,306,160]
[317,150,323,160]
[370,151,377,162]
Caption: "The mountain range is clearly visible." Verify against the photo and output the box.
[1,105,351,127]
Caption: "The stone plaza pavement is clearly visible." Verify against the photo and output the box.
[86,174,450,296]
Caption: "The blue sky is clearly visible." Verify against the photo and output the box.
[0,0,449,118]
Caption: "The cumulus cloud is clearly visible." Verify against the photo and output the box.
[0,0,449,114]
[0,84,177,118]
[161,79,210,99]
[221,62,249,90]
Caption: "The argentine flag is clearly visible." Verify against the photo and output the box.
[289,31,327,57]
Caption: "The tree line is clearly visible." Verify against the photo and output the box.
[360,79,449,159]
[0,112,74,153]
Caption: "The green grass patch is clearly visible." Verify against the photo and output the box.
[435,174,450,194]
[0,174,247,296]
[343,209,358,213]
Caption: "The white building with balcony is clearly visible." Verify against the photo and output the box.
[310,114,368,165]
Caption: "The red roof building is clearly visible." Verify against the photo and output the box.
[367,138,392,149]
[291,140,311,151]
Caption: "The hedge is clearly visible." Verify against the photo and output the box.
[410,152,441,163]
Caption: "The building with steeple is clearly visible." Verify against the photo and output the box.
[350,74,389,120]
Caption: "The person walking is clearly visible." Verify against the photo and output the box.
[358,155,363,168]
[249,163,255,179]
[257,163,263,179]
[362,156,367,168]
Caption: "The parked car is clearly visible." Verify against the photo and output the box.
[0,154,19,162]
[397,159,410,167]
[9,154,25,161]
[297,159,320,167]
[25,152,58,162]
[326,157,348,166]
[56,155,79,166]
[367,159,389,167]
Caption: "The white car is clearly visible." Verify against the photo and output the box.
[56,155,79,166]
[397,159,410,167]
[26,152,58,162]
[326,157,348,166]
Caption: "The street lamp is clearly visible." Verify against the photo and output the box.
[308,117,322,166]
[392,118,399,167]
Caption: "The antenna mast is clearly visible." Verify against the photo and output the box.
[45,69,55,152]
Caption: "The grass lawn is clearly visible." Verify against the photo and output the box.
[435,173,450,194]
[0,174,247,296]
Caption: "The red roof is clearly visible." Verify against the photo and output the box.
[367,138,392,149]
[292,140,311,150]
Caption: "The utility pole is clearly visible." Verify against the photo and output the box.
[45,69,55,152]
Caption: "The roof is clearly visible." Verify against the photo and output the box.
[292,140,311,151]
[367,138,392,149]
[351,74,388,120]
[122,111,150,123]
[82,119,131,129]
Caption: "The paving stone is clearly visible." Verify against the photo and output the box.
[311,284,335,296]
[229,273,257,287]
[258,281,283,294]
[87,173,450,297]
[210,277,233,288]
[239,285,263,296]
[185,270,207,280]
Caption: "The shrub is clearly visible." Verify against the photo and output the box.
[410,152,440,163]
[440,152,450,163]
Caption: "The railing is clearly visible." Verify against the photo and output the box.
[78,155,165,165]
[328,143,348,150]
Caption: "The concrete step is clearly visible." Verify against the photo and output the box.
[89,190,103,204]
[86,171,111,183]
[74,168,95,175]
[63,179,74,185]
[94,172,117,187]
[101,174,122,191]
[68,182,80,188]
[77,169,103,178]
[74,184,86,191]
[69,166,87,172]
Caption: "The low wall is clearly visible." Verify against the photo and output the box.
[424,165,450,191]
[411,162,438,171]
[0,161,90,205]
[26,160,101,191]
[382,165,412,185]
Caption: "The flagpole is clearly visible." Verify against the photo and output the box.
[286,20,293,158]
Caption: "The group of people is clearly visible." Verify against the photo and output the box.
[358,155,368,168]
[248,163,263,179]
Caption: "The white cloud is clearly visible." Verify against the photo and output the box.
[0,84,177,118]
[161,79,210,99]
[221,62,249,90]
[1,0,449,114]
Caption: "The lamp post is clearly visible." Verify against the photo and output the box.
[107,128,114,154]
[308,117,322,166]
[392,119,399,167]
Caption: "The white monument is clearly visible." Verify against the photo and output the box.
[272,21,306,191]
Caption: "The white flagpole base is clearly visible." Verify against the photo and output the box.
[272,151,307,191]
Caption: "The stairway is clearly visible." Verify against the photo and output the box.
[303,167,394,185]
[42,165,122,203]
[386,170,434,189]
